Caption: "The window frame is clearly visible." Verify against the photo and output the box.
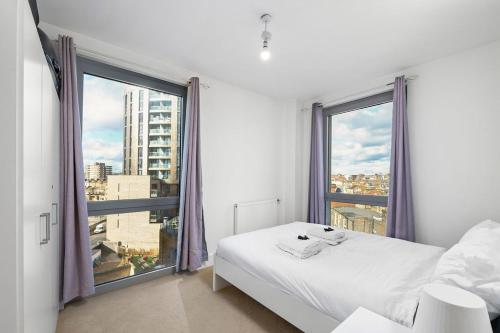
[77,56,187,217]
[323,90,393,223]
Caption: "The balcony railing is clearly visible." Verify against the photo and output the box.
[149,130,171,135]
[149,107,172,112]
[149,153,170,158]
[149,163,171,169]
[149,117,171,124]
[149,140,171,146]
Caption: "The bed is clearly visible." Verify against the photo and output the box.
[213,222,446,333]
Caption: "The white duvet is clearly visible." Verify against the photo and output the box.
[216,222,445,327]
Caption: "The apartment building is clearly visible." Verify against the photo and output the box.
[123,87,181,197]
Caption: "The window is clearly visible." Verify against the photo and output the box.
[138,90,144,111]
[78,57,186,287]
[91,208,179,285]
[325,91,392,236]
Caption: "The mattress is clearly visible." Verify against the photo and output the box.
[216,222,445,327]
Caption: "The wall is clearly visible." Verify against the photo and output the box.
[408,40,500,248]
[297,40,500,248]
[0,0,23,332]
[39,22,296,260]
[201,80,288,255]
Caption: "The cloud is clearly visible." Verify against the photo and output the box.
[330,102,392,175]
[83,138,123,173]
[82,74,128,132]
[81,74,129,173]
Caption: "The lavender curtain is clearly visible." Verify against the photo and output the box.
[59,36,95,304]
[307,103,326,224]
[176,77,208,272]
[386,76,415,241]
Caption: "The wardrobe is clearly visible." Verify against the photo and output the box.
[23,0,60,332]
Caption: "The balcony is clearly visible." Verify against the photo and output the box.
[149,140,171,147]
[149,129,171,135]
[149,155,170,159]
[149,148,171,158]
[149,117,171,124]
[149,107,172,113]
[149,99,172,112]
[149,163,170,170]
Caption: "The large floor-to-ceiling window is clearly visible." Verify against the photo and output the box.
[324,91,393,235]
[78,57,186,288]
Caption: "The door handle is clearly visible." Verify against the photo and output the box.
[40,212,51,245]
[51,203,58,225]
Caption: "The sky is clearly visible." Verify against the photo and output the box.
[82,73,391,177]
[82,74,129,174]
[330,102,392,176]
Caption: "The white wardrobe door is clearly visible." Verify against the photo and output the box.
[41,60,60,332]
[50,71,61,325]
[23,5,46,332]
[23,2,58,332]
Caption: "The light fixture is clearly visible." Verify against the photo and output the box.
[260,14,272,61]
[413,284,492,333]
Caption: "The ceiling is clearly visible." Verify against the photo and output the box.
[39,0,500,100]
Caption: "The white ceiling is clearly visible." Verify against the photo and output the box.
[39,0,500,100]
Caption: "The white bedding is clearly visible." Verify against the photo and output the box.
[216,222,445,327]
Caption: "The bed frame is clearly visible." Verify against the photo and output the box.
[213,255,340,333]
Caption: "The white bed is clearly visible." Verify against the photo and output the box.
[214,222,445,332]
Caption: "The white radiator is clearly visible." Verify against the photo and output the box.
[233,198,280,234]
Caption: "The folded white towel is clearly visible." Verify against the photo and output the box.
[277,237,323,259]
[322,235,347,246]
[307,226,346,244]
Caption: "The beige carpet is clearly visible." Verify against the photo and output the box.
[57,267,302,333]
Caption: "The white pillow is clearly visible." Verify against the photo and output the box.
[431,220,500,320]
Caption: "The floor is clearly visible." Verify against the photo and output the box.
[57,267,302,333]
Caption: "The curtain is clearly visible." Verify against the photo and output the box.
[386,76,415,241]
[59,35,95,305]
[176,77,208,272]
[307,103,326,224]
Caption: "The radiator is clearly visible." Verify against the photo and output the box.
[233,198,280,235]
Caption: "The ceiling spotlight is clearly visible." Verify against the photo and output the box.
[260,14,272,61]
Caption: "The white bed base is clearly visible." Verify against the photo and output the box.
[213,255,339,333]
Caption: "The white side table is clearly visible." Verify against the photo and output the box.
[332,307,411,333]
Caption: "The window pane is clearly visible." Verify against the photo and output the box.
[330,102,392,196]
[90,208,179,285]
[82,74,183,201]
[329,201,387,236]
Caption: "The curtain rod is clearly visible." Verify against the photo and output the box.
[302,75,418,111]
[188,80,211,89]
[385,75,418,86]
[74,44,210,89]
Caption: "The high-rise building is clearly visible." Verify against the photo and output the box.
[85,162,112,181]
[123,87,181,197]
[105,165,113,176]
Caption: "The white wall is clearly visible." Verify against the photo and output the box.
[39,22,296,259]
[297,40,500,248]
[0,0,23,332]
[201,82,288,254]
[408,41,500,248]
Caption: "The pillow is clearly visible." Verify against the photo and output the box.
[459,220,500,243]
[431,220,500,320]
